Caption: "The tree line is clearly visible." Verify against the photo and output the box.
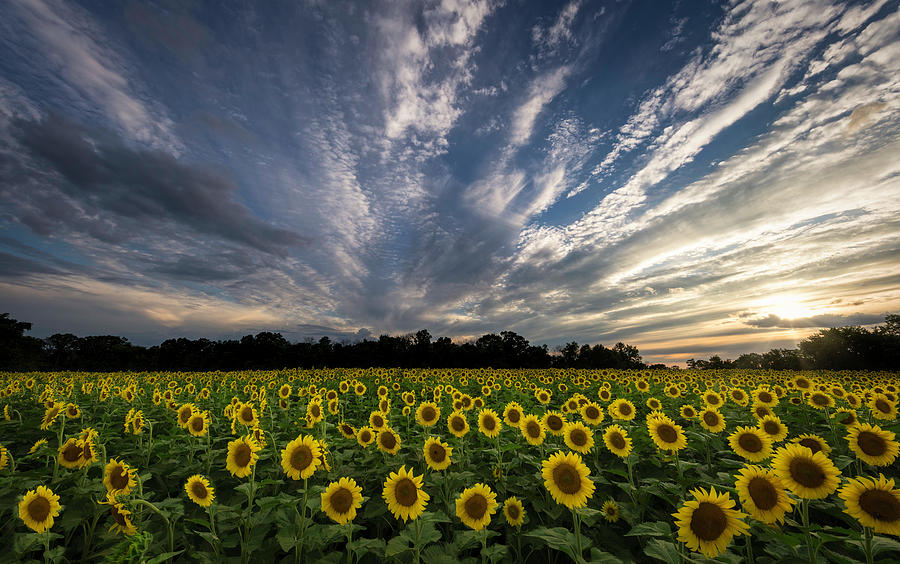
[686,314,899,371]
[0,315,644,372]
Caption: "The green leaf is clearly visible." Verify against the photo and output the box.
[524,526,588,563]
[276,529,295,552]
[625,521,671,538]
[385,534,411,557]
[481,542,508,564]
[145,550,185,564]
[871,535,900,556]
[348,537,385,559]
[588,547,625,564]
[643,539,680,564]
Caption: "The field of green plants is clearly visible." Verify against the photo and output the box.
[1,368,899,563]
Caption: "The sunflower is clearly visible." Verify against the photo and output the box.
[281,435,321,480]
[729,427,773,462]
[601,500,620,523]
[563,421,595,454]
[839,474,900,536]
[646,397,662,411]
[580,402,605,426]
[503,496,526,527]
[702,390,724,409]
[18,486,61,533]
[177,403,197,428]
[185,475,215,507]
[99,493,137,535]
[729,388,749,406]
[757,415,788,443]
[337,421,356,439]
[542,411,567,436]
[456,483,498,530]
[772,444,841,499]
[28,438,48,455]
[478,408,501,438]
[369,411,387,430]
[648,415,687,452]
[104,458,136,496]
[734,465,793,524]
[833,407,858,426]
[603,425,633,458]
[791,433,831,456]
[58,438,84,470]
[608,398,636,421]
[807,391,835,409]
[40,404,62,430]
[423,436,452,471]
[187,411,210,437]
[65,403,81,419]
[752,387,778,407]
[846,423,899,467]
[447,411,470,438]
[307,401,324,424]
[0,444,8,470]
[541,451,595,509]
[235,403,258,427]
[322,477,364,525]
[673,486,749,558]
[680,404,697,419]
[357,426,375,447]
[698,408,726,433]
[415,402,440,427]
[226,435,261,478]
[382,466,429,522]
[869,394,898,421]
[519,414,546,445]
[376,427,401,455]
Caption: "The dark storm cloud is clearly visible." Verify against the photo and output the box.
[743,312,887,329]
[8,114,311,257]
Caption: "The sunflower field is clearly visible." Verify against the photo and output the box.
[1,368,899,564]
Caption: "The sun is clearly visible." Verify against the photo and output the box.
[764,294,818,320]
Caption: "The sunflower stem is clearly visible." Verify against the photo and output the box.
[863,526,874,564]
[242,463,257,564]
[296,477,310,564]
[573,509,583,564]
[480,527,488,564]
[131,499,174,560]
[800,499,816,564]
[744,531,754,564]
[345,523,354,564]
[207,505,220,559]
[41,531,51,564]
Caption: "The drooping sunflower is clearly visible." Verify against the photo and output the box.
[601,500,620,523]
[772,444,841,499]
[581,402,605,426]
[28,438,48,455]
[839,474,900,536]
[757,415,788,443]
[603,424,632,458]
[0,444,8,470]
[187,411,210,437]
[503,496,525,527]
[104,458,136,496]
[734,465,793,524]
[791,433,832,456]
[519,414,545,445]
[357,426,375,447]
[322,477,364,525]
[846,423,899,467]
[423,436,452,471]
[478,408,502,438]
[18,485,62,533]
[456,483,498,531]
[608,398,636,421]
[563,421,595,454]
[376,427,401,455]
[447,411,470,438]
[99,493,137,535]
[338,421,356,439]
[58,438,84,470]
[698,408,726,433]
[281,435,322,480]
[648,415,687,452]
[503,401,524,427]
[226,435,261,478]
[415,402,441,427]
[541,451,595,509]
[673,486,749,558]
[185,475,215,507]
[382,466,429,522]
[728,427,773,462]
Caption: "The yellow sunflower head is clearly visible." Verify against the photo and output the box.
[728,426,773,462]
[447,411,470,438]
[226,435,261,478]
[185,475,215,507]
[503,402,524,427]
[357,426,375,447]
[648,415,687,452]
[846,423,899,467]
[100,493,137,536]
[322,477,364,525]
[673,486,749,558]
[757,415,788,442]
[18,485,62,533]
[423,436,453,471]
[791,433,831,456]
[542,410,567,436]
[478,408,501,438]
[771,444,841,499]
[603,424,632,458]
[839,474,900,536]
[698,408,726,433]
[456,483,498,531]
[187,411,210,437]
[58,438,84,470]
[382,465,429,522]
[103,458,136,496]
[580,402,605,426]
[503,496,526,527]
[415,402,441,427]
[519,414,545,445]
[281,435,322,480]
[541,451,595,509]
[563,421,595,454]
[734,465,793,524]
[376,428,401,455]
[601,500,620,523]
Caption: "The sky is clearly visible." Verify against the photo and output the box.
[1,0,899,365]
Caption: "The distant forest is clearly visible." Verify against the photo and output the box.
[1,313,898,372]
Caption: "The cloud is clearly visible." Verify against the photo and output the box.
[743,312,887,328]
[532,0,582,51]
[510,66,571,146]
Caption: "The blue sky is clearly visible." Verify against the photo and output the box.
[1,0,899,364]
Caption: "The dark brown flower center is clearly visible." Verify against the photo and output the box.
[330,487,353,514]
[239,406,253,423]
[526,421,541,438]
[812,394,829,406]
[310,404,321,417]
[373,415,384,427]
[747,477,778,510]
[483,415,497,431]
[706,395,719,405]
[584,406,599,419]
[506,503,520,519]
[451,417,465,432]
[290,445,312,470]
[360,430,372,442]
[28,496,51,522]
[755,406,770,418]
[569,428,588,446]
[798,438,822,454]
[618,403,632,416]
[552,463,582,494]
[341,424,353,435]
[763,421,779,435]
[546,415,563,431]
[657,424,678,444]
[508,409,521,423]
[859,489,900,522]
[394,478,418,506]
[109,465,129,489]
[796,378,810,389]
[422,406,436,421]
[690,502,727,541]
[610,432,626,450]
[190,416,204,432]
[191,481,208,499]
[703,412,719,427]
[62,443,82,462]
[738,433,763,453]
[465,494,488,519]
[179,408,193,424]
[110,505,127,526]
[758,392,773,404]
[789,457,825,488]
[857,431,887,456]
[876,399,892,414]
[429,442,447,462]
[380,431,397,450]
[233,443,252,467]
